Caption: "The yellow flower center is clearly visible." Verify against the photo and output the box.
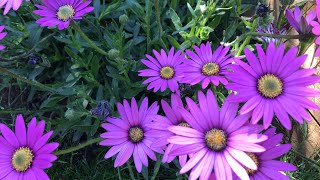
[57,5,75,21]
[129,127,144,143]
[202,62,220,76]
[257,74,283,98]
[160,66,175,79]
[11,147,34,172]
[245,153,260,175]
[178,122,191,128]
[205,129,227,151]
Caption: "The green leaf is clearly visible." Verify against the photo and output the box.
[169,8,182,30]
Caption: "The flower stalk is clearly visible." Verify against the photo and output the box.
[72,22,109,56]
[54,137,103,156]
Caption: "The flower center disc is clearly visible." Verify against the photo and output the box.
[57,5,75,21]
[205,129,227,151]
[202,62,219,76]
[11,147,34,172]
[160,66,175,79]
[178,122,191,128]
[245,153,260,175]
[129,127,144,143]
[257,74,283,98]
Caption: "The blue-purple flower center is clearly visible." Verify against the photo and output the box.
[202,62,220,76]
[257,74,283,98]
[205,128,227,151]
[11,147,34,172]
[160,66,175,79]
[129,127,144,143]
[245,153,260,175]
[57,5,75,21]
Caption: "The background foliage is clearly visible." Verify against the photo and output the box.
[0,0,319,179]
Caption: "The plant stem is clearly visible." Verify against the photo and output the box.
[249,32,314,40]
[54,137,103,156]
[290,149,320,168]
[72,23,108,56]
[2,32,56,61]
[236,19,258,56]
[0,67,58,93]
[150,155,162,180]
[126,161,136,180]
[117,167,122,180]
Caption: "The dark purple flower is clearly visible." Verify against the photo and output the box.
[256,23,286,44]
[233,128,296,180]
[181,42,237,89]
[34,0,94,30]
[0,114,59,179]
[167,90,267,180]
[226,42,320,130]
[285,6,316,34]
[91,101,111,120]
[100,97,164,172]
[138,48,184,94]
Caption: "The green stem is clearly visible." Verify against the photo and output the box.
[72,23,108,56]
[249,32,314,40]
[117,167,122,180]
[290,149,320,168]
[150,155,162,180]
[236,19,257,56]
[0,67,58,93]
[2,32,56,61]
[54,137,103,156]
[126,161,136,180]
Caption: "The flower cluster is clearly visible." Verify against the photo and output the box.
[139,42,237,93]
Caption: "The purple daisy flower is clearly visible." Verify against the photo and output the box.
[138,48,184,94]
[146,94,191,167]
[181,42,236,89]
[256,23,287,44]
[100,97,164,172]
[285,6,316,34]
[167,90,268,180]
[226,42,320,130]
[0,0,29,15]
[311,1,320,56]
[0,25,7,51]
[233,128,296,180]
[0,114,59,179]
[34,0,94,30]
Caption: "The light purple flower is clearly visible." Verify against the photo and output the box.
[311,1,320,56]
[167,90,267,180]
[226,42,320,130]
[285,6,316,34]
[233,127,296,180]
[181,42,236,89]
[256,23,286,44]
[146,94,191,167]
[0,114,59,180]
[138,48,184,94]
[100,97,164,172]
[34,0,94,30]
[0,25,7,51]
[0,0,29,15]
